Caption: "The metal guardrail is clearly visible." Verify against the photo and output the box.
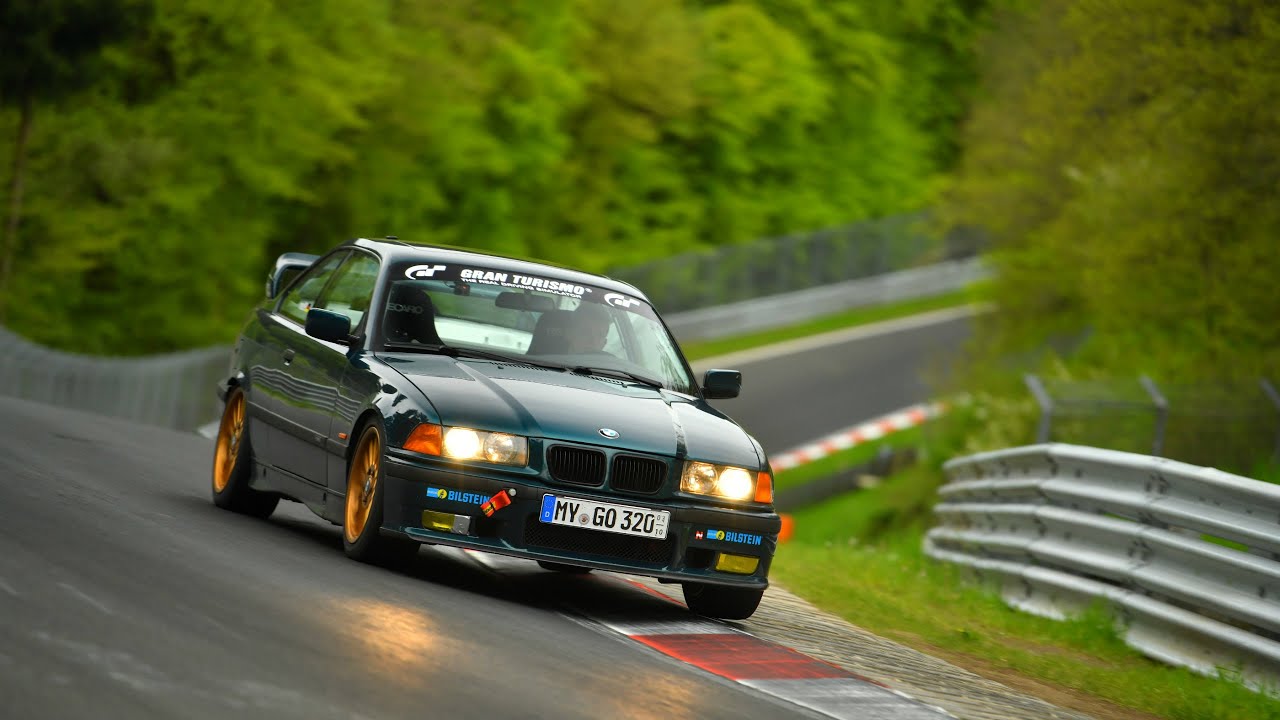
[0,325,229,431]
[926,443,1280,694]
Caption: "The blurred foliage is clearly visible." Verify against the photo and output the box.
[947,0,1280,385]
[0,0,987,354]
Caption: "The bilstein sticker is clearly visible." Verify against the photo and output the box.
[694,528,763,545]
[427,487,487,505]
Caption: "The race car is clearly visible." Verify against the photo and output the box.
[212,238,779,619]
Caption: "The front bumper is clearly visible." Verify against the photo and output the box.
[382,453,781,588]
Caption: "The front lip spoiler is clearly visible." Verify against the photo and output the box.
[385,525,769,589]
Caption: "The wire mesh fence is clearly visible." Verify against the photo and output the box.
[0,325,230,431]
[0,219,979,431]
[1026,374,1280,474]
[607,213,972,314]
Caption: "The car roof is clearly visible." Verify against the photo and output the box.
[345,237,650,301]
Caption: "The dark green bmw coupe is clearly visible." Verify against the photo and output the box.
[212,238,779,619]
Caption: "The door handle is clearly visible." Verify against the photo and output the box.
[282,349,296,364]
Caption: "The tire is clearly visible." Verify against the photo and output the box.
[681,582,764,620]
[212,387,278,518]
[342,421,419,566]
[537,560,592,574]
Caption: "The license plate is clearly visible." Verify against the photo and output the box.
[538,494,670,540]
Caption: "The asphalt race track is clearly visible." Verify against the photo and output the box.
[0,397,827,720]
[697,310,975,454]
[0,311,974,719]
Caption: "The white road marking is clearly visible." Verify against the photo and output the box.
[0,577,17,596]
[690,303,992,372]
[741,679,953,719]
[57,583,113,615]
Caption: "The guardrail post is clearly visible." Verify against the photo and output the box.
[1140,375,1169,456]
[1024,373,1054,443]
[1262,378,1280,461]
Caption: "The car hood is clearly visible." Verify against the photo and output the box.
[382,355,762,468]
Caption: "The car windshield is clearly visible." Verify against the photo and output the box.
[379,261,696,394]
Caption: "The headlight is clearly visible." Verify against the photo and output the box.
[443,427,482,458]
[404,423,528,466]
[680,461,761,502]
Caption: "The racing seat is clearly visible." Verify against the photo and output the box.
[525,310,574,355]
[384,283,443,346]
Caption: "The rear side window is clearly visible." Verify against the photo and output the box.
[278,252,348,325]
[314,253,379,330]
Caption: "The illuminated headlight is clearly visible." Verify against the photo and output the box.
[680,461,756,501]
[407,424,528,466]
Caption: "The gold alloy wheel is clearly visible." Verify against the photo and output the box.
[345,427,381,544]
[213,391,245,493]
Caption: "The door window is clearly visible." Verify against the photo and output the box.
[278,252,348,325]
[314,253,380,331]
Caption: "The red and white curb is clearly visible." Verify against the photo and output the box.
[769,401,948,472]
[585,582,952,719]
[460,551,951,718]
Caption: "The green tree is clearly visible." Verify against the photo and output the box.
[950,0,1280,380]
[0,0,150,319]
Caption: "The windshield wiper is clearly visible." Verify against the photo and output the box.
[383,341,459,356]
[452,346,567,370]
[382,342,565,371]
[570,366,666,390]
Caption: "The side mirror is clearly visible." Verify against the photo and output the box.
[305,308,352,344]
[266,252,320,299]
[702,369,741,399]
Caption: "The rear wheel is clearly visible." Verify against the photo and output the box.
[342,422,419,566]
[211,387,278,518]
[537,560,591,574]
[682,582,764,620]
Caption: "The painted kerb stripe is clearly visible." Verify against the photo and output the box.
[599,581,952,720]
[770,401,947,472]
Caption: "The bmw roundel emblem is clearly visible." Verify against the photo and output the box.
[598,428,620,439]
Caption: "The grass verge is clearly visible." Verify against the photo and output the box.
[770,459,1280,720]
[680,286,986,361]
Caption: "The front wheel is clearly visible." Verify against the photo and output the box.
[211,387,278,518]
[342,422,419,566]
[682,582,764,620]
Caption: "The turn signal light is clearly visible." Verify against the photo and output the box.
[754,471,773,504]
[404,423,442,455]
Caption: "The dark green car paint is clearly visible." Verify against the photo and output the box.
[223,239,780,588]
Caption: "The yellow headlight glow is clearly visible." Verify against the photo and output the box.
[680,461,759,502]
[442,428,482,459]
[715,467,754,500]
[427,426,528,466]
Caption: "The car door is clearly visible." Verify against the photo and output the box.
[307,251,382,493]
[254,251,349,484]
